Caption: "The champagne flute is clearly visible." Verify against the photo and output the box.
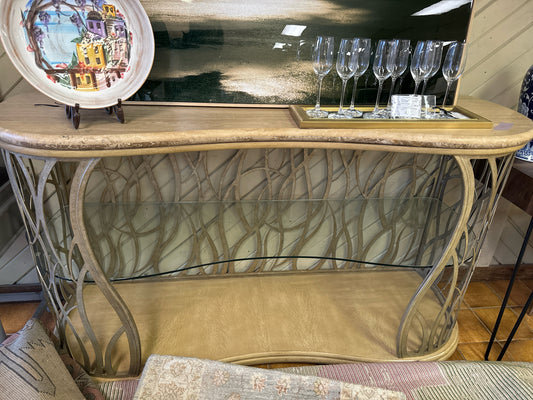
[386,39,410,110]
[442,41,467,107]
[410,40,436,94]
[345,38,371,118]
[421,40,443,95]
[307,36,334,118]
[329,39,357,119]
[364,39,398,119]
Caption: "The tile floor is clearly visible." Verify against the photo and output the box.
[455,278,533,362]
[1,279,533,363]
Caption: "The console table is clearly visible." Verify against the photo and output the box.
[1,81,532,378]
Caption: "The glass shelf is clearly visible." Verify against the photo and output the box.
[48,197,472,282]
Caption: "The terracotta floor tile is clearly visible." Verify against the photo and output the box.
[457,309,491,343]
[487,279,532,307]
[0,302,39,334]
[457,342,513,361]
[473,307,533,341]
[514,307,533,332]
[462,281,502,308]
[505,339,533,362]
[522,279,533,291]
[510,305,533,333]
[446,349,464,361]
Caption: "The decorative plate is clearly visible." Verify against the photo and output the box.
[0,0,154,109]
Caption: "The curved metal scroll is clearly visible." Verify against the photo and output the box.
[397,153,514,357]
[68,159,141,376]
[1,148,515,375]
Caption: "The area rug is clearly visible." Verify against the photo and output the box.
[134,354,405,399]
[281,361,533,400]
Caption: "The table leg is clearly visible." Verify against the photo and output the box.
[68,158,142,376]
[398,154,514,358]
[397,155,476,357]
[485,215,533,360]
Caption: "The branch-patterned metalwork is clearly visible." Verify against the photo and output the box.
[397,154,514,357]
[1,147,513,376]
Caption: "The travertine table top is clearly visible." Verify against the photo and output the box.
[1,81,532,158]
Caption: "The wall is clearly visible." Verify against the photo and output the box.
[0,40,22,103]
[460,0,533,266]
[0,42,32,289]
[460,0,532,110]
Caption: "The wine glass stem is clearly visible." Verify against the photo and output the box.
[315,75,324,111]
[374,80,384,113]
[387,77,398,109]
[414,80,420,94]
[338,79,348,113]
[421,79,428,96]
[349,76,360,109]
[442,82,451,107]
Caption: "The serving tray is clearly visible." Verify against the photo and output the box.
[290,105,493,129]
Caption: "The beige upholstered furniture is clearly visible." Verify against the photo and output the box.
[1,81,533,377]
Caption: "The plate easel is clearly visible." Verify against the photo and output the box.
[64,100,125,129]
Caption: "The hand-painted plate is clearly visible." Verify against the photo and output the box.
[0,0,154,109]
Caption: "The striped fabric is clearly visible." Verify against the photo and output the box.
[281,361,533,400]
[98,379,139,400]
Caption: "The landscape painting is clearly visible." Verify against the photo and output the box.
[133,0,474,105]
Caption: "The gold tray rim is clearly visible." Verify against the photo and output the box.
[289,105,493,129]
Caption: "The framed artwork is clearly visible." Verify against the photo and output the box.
[133,0,474,106]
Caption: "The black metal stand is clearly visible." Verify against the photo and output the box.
[485,215,533,360]
[65,99,124,129]
[105,99,125,124]
[498,291,533,359]
[65,103,80,129]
